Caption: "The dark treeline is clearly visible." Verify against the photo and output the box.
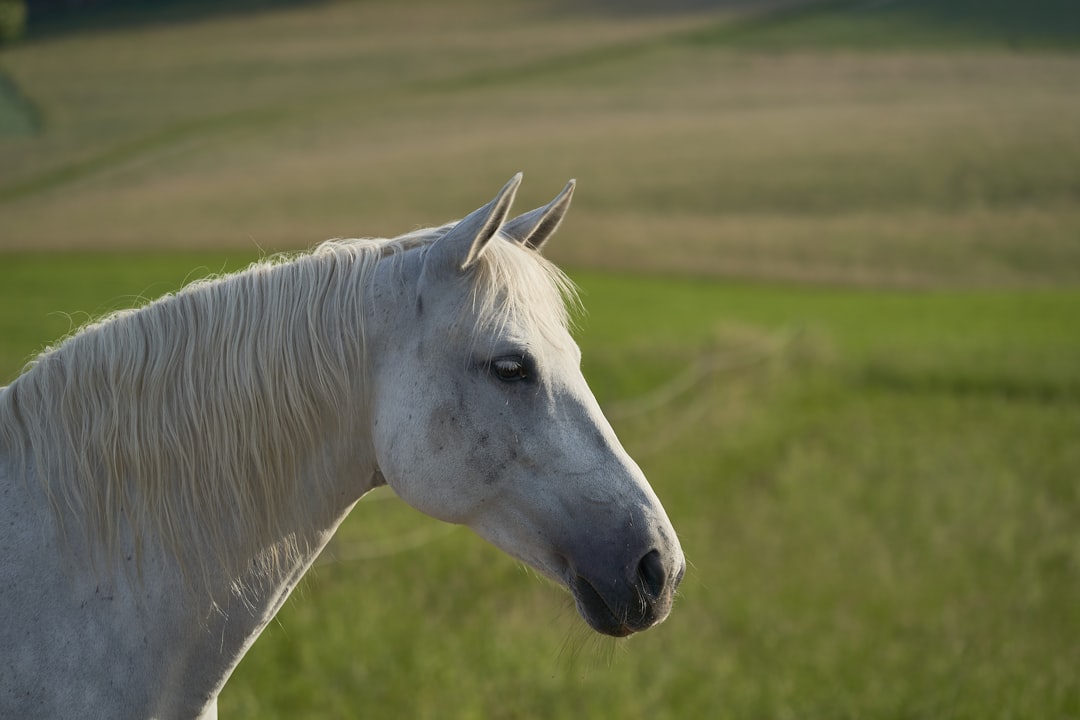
[21,0,319,40]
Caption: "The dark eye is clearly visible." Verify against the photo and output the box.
[491,356,529,383]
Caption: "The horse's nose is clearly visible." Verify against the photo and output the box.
[571,544,684,636]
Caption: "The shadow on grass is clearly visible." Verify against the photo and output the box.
[680,0,1080,50]
[901,0,1080,47]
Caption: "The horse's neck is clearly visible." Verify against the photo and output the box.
[1,359,385,715]
[0,446,371,718]
[0,244,419,714]
[159,254,411,708]
[2,239,434,716]
[135,468,378,715]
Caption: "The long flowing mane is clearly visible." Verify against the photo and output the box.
[0,227,576,595]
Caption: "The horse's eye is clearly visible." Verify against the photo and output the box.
[491,357,528,382]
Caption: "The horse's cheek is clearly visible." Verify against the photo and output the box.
[372,388,475,523]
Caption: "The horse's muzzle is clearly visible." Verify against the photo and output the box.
[570,548,685,637]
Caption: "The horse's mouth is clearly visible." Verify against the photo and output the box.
[569,575,664,638]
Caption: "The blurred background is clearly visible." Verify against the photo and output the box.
[2,0,1078,717]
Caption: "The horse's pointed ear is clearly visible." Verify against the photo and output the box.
[501,179,575,252]
[433,173,523,272]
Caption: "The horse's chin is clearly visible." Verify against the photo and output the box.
[569,575,666,638]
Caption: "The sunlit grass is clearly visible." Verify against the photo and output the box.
[1,255,1077,717]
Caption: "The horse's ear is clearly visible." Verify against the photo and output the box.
[501,179,575,252]
[432,173,522,272]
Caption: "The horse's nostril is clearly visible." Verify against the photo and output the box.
[637,549,667,599]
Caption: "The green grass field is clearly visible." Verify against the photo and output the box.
[2,0,1079,717]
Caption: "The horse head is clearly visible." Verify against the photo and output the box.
[369,175,685,636]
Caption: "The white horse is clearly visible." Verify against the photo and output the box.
[0,175,684,719]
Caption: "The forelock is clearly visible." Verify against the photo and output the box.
[464,236,580,354]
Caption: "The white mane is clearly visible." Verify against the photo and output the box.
[0,228,576,595]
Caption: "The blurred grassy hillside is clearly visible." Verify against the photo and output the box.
[3,0,1080,286]
[2,1,1079,718]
